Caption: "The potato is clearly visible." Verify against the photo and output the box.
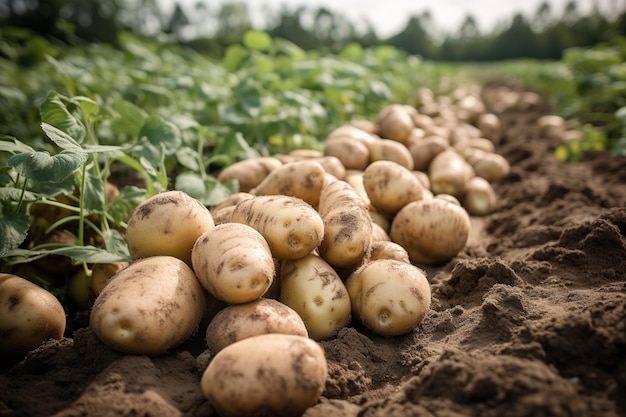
[469,152,511,183]
[230,195,324,260]
[477,112,502,144]
[89,256,206,356]
[368,240,410,264]
[327,124,378,147]
[323,136,370,171]
[250,159,326,208]
[205,298,308,354]
[367,138,415,170]
[344,170,371,207]
[280,254,351,340]
[201,333,327,417]
[428,148,475,198]
[371,221,390,242]
[362,160,424,216]
[217,156,283,192]
[0,274,66,360]
[191,223,275,304]
[390,198,471,266]
[376,104,416,144]
[67,268,96,310]
[125,190,215,265]
[312,155,346,180]
[317,180,372,269]
[462,176,497,216]
[212,192,254,213]
[91,262,128,295]
[346,259,431,337]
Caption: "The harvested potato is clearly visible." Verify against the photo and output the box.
[313,155,346,180]
[205,298,308,354]
[346,259,431,336]
[368,138,415,170]
[327,124,378,146]
[376,104,416,144]
[67,268,96,310]
[317,180,372,269]
[230,195,324,260]
[368,240,410,264]
[344,170,371,208]
[191,222,275,304]
[91,262,128,295]
[323,136,370,171]
[362,160,424,216]
[212,192,254,213]
[0,274,66,360]
[217,156,282,193]
[477,112,502,144]
[201,333,327,417]
[462,176,497,216]
[428,148,475,198]
[390,198,471,266]
[280,254,351,340]
[125,190,215,265]
[90,256,206,356]
[371,221,390,242]
[469,151,511,182]
[250,159,326,208]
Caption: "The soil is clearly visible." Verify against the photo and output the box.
[1,82,625,417]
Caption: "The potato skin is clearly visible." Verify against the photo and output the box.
[229,195,324,260]
[318,180,372,269]
[346,259,431,336]
[217,156,283,193]
[205,298,308,354]
[191,223,275,304]
[201,333,327,417]
[390,198,471,266]
[89,256,206,356]
[362,160,424,216]
[125,190,215,266]
[279,254,351,341]
[0,274,66,360]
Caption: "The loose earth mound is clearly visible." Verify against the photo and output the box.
[1,82,625,417]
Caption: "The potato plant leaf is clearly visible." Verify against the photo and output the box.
[175,172,237,206]
[107,185,146,225]
[0,212,30,256]
[243,30,272,51]
[83,173,105,212]
[39,91,86,143]
[8,149,87,183]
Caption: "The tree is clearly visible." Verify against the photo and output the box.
[387,12,435,58]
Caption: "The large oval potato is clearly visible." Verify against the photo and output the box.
[191,222,275,304]
[201,333,327,417]
[280,254,351,341]
[229,195,324,260]
[125,190,215,265]
[346,259,431,337]
[362,160,424,216]
[205,298,308,354]
[217,156,283,192]
[0,274,66,360]
[390,198,471,266]
[90,256,206,356]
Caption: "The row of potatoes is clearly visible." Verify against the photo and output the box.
[1,86,511,417]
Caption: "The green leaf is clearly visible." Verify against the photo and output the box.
[223,44,249,72]
[103,229,130,259]
[39,91,86,142]
[0,212,30,256]
[109,100,148,136]
[8,149,87,183]
[175,172,237,206]
[243,30,272,51]
[41,122,84,152]
[176,147,201,171]
[107,185,145,225]
[138,115,182,158]
[214,132,261,161]
[0,137,35,154]
[46,245,130,263]
[83,173,105,213]
[72,96,99,123]
[29,175,76,197]
[0,187,39,203]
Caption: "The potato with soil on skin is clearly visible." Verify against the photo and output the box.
[229,195,324,260]
[367,138,415,170]
[0,274,67,360]
[91,262,129,295]
[323,135,370,171]
[367,240,410,264]
[317,179,373,269]
[205,298,308,354]
[362,160,425,216]
[390,198,471,266]
[345,259,431,337]
[217,156,283,193]
[201,333,327,417]
[250,159,326,208]
[89,256,205,356]
[125,190,215,266]
[428,148,475,198]
[191,222,275,304]
[376,104,416,144]
[280,254,351,341]
[462,176,498,216]
[468,151,511,183]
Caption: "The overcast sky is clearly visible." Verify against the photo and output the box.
[168,0,621,37]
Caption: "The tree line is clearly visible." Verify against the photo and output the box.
[1,0,625,60]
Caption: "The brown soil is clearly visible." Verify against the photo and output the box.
[1,83,625,417]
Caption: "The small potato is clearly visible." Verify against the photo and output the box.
[323,136,370,171]
[217,157,283,192]
[376,104,416,144]
[125,190,215,265]
[367,138,415,170]
[201,333,327,417]
[344,170,371,208]
[346,259,431,337]
[212,192,254,213]
[250,159,326,208]
[462,176,497,216]
[327,124,378,147]
[89,256,206,356]
[362,160,424,216]
[470,152,511,183]
[371,221,390,242]
[390,198,471,266]
[230,195,324,260]
[368,240,410,264]
[312,155,346,180]
[0,274,66,360]
[428,149,475,198]
[205,298,308,354]
[280,254,351,341]
[318,180,372,269]
[191,223,275,304]
[91,262,129,295]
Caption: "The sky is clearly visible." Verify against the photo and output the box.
[168,0,622,37]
